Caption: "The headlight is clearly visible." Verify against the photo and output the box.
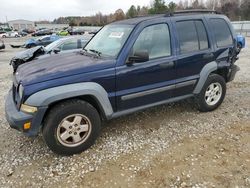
[18,84,24,99]
[20,104,37,113]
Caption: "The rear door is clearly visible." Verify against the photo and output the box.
[173,18,214,97]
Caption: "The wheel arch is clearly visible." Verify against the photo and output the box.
[193,61,218,94]
[25,82,114,121]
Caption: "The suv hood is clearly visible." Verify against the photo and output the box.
[15,52,115,86]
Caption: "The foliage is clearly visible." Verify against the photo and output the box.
[149,0,168,14]
[51,0,250,26]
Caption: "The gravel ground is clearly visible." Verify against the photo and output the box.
[0,37,249,188]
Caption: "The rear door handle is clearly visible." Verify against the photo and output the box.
[203,53,214,59]
[159,61,175,69]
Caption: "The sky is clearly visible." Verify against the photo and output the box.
[0,0,170,22]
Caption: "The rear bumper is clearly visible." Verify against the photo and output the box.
[5,89,47,137]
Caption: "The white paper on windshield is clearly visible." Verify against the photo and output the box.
[109,32,124,38]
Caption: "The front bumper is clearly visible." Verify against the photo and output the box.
[5,89,47,137]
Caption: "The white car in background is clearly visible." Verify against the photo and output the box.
[0,31,7,38]
[0,31,20,38]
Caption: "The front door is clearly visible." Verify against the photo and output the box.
[116,22,177,111]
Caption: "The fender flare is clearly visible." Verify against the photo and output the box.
[193,61,218,94]
[25,82,114,117]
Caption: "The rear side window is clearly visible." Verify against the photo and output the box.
[176,20,209,54]
[210,18,233,47]
[195,21,209,50]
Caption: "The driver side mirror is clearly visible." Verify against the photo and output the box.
[53,48,61,54]
[127,50,149,64]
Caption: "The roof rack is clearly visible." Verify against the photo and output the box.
[165,9,220,17]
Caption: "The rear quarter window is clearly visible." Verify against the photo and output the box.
[210,18,233,47]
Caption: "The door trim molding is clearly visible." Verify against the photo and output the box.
[121,79,197,101]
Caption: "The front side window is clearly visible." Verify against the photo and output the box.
[132,24,171,60]
[176,20,209,54]
[84,25,133,58]
[210,18,233,47]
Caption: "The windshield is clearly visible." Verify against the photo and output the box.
[84,24,133,58]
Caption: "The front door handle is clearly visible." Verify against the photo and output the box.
[159,61,175,69]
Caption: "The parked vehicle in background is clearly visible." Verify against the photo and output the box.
[57,30,69,36]
[10,36,92,71]
[68,28,85,35]
[18,31,28,37]
[0,31,20,38]
[22,28,35,34]
[0,39,5,50]
[88,29,100,35]
[32,29,53,36]
[5,10,244,155]
[236,34,246,52]
[10,35,60,48]
[0,31,7,38]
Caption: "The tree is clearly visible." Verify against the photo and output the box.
[240,0,250,20]
[177,0,184,10]
[168,1,177,12]
[149,0,168,14]
[138,6,149,16]
[69,20,77,27]
[126,5,137,18]
[115,9,125,21]
[221,1,240,21]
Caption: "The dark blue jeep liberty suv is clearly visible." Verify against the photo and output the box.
[5,10,243,155]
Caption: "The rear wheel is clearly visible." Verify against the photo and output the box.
[42,100,101,155]
[196,74,226,112]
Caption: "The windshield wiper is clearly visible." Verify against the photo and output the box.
[89,49,102,57]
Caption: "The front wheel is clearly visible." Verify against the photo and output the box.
[196,74,226,112]
[42,100,101,155]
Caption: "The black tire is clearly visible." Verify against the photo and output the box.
[196,74,226,112]
[42,99,101,155]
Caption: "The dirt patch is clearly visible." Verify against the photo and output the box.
[81,122,250,188]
